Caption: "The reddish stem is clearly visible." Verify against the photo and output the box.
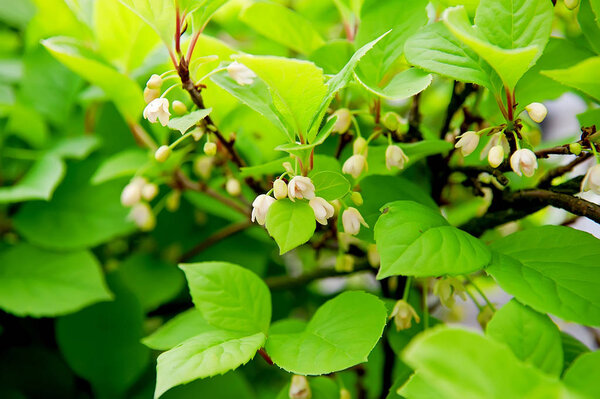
[258,348,273,365]
[175,5,182,56]
[505,86,514,121]
[186,30,202,64]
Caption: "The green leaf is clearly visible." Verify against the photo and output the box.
[155,330,265,398]
[235,55,327,139]
[561,332,590,372]
[56,276,150,398]
[167,108,212,134]
[143,309,219,350]
[240,2,325,55]
[311,171,350,201]
[13,161,134,250]
[117,0,175,46]
[180,261,272,335]
[42,36,144,121]
[402,327,565,399]
[375,201,491,278]
[48,136,101,159]
[486,299,563,376]
[239,156,292,179]
[405,22,500,91]
[187,0,227,33]
[309,40,354,74]
[265,199,316,254]
[265,291,387,375]
[578,0,600,55]
[542,57,600,103]
[442,6,539,90]
[91,148,149,185]
[355,67,432,101]
[563,351,600,399]
[0,155,65,204]
[0,244,112,317]
[160,372,255,399]
[487,226,600,326]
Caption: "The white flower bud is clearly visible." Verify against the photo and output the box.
[204,141,217,156]
[172,100,188,116]
[487,145,504,168]
[282,161,294,175]
[289,375,311,399]
[353,136,368,155]
[581,164,600,195]
[146,74,163,90]
[191,126,205,141]
[309,197,334,225]
[251,194,275,225]
[288,176,315,201]
[351,191,363,206]
[273,179,288,200]
[385,145,409,170]
[166,190,181,212]
[433,277,467,308]
[141,183,159,201]
[193,155,213,179]
[454,131,479,156]
[564,0,579,10]
[143,98,171,126]
[143,87,160,104]
[340,388,351,399]
[510,148,538,177]
[390,299,420,331]
[154,145,171,163]
[128,203,156,231]
[342,154,367,178]
[227,61,256,86]
[342,207,368,235]
[226,178,241,196]
[525,102,547,123]
[331,108,352,133]
[120,178,145,207]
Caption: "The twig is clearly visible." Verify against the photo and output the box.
[179,220,252,262]
[539,153,592,187]
[257,348,273,365]
[439,82,476,138]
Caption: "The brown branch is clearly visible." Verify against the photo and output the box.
[539,153,593,188]
[265,263,373,290]
[509,189,600,224]
[179,220,253,262]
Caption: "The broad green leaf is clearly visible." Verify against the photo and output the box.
[180,261,271,334]
[311,171,350,201]
[578,0,600,55]
[48,136,100,159]
[42,36,144,121]
[487,299,563,376]
[542,57,600,103]
[561,332,590,372]
[266,291,387,375]
[309,40,354,74]
[563,351,600,399]
[155,330,265,398]
[13,161,135,250]
[488,226,600,326]
[167,108,212,134]
[240,2,324,55]
[161,372,255,399]
[265,199,316,254]
[443,6,539,90]
[94,0,159,72]
[398,372,446,399]
[239,156,292,178]
[187,0,227,33]
[117,0,175,46]
[355,68,432,101]
[56,276,149,398]
[0,244,111,317]
[0,155,65,204]
[235,55,327,139]
[274,115,336,156]
[405,22,499,91]
[143,309,219,350]
[91,148,149,184]
[402,327,565,399]
[375,201,491,278]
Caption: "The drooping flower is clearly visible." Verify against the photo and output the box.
[390,300,420,331]
[154,145,171,162]
[385,145,409,170]
[128,203,156,231]
[227,61,256,86]
[288,176,315,201]
[510,148,538,177]
[143,98,171,126]
[342,154,367,178]
[525,102,547,123]
[309,197,335,225]
[251,194,275,225]
[226,178,241,196]
[353,137,368,155]
[454,131,479,156]
[146,74,163,89]
[581,164,600,195]
[289,375,311,399]
[331,108,352,133]
[433,277,467,308]
[342,207,368,235]
[273,179,288,200]
[487,145,504,168]
[143,87,160,104]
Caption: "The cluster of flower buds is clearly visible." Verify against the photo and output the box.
[390,299,420,331]
[143,74,172,127]
[433,277,467,308]
[120,176,159,231]
[227,61,256,86]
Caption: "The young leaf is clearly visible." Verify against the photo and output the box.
[265,291,387,375]
[167,108,212,135]
[354,68,432,101]
[155,330,266,399]
[0,244,112,317]
[311,171,350,201]
[561,332,591,372]
[179,261,272,335]
[91,148,149,185]
[402,327,565,398]
[374,201,491,278]
[542,57,600,103]
[563,351,600,399]
[488,225,600,326]
[486,299,563,376]
[143,309,219,351]
[240,2,325,55]
[0,155,65,204]
[117,0,175,46]
[187,0,227,33]
[265,199,316,254]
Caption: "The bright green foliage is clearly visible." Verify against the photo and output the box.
[168,108,212,135]
[91,148,149,184]
[487,299,563,376]
[563,351,600,399]
[275,376,339,399]
[311,171,351,201]
[265,199,316,254]
[0,244,111,317]
[0,155,64,203]
[543,57,600,103]
[118,0,176,46]
[488,226,600,326]
[375,201,491,278]
[266,291,387,375]
[143,309,218,350]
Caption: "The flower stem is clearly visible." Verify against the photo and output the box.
[465,275,495,311]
